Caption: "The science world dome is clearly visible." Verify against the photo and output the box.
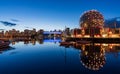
[80,10,104,28]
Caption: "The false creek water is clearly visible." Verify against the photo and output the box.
[0,39,120,74]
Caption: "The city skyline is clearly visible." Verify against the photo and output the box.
[0,0,120,31]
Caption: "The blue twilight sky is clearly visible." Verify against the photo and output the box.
[0,0,120,31]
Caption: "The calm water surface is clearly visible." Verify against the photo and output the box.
[0,39,120,74]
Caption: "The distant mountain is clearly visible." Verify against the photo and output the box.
[104,17,120,28]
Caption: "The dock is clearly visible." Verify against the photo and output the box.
[65,37,120,43]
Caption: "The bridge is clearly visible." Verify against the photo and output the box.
[43,31,62,34]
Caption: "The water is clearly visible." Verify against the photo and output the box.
[0,39,120,74]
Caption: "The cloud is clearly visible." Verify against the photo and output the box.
[0,21,17,26]
[11,19,19,22]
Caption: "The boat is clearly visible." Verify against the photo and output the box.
[77,40,91,44]
[60,42,73,46]
[0,40,10,48]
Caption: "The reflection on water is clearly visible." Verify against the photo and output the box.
[0,46,15,54]
[1,38,120,73]
[9,39,120,71]
[0,38,60,54]
[11,39,61,45]
[80,44,105,70]
[60,42,120,71]
[10,38,62,46]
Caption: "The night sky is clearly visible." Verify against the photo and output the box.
[0,0,120,31]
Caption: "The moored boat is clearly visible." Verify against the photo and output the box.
[77,40,91,44]
[60,42,73,46]
[0,40,10,48]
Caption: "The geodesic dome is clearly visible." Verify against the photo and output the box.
[80,10,104,28]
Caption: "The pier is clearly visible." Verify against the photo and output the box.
[65,37,120,43]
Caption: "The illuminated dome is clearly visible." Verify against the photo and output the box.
[80,10,104,28]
